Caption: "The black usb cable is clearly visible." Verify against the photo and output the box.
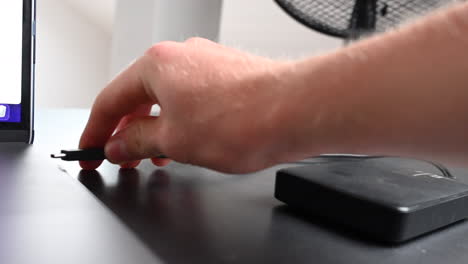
[51,149,168,161]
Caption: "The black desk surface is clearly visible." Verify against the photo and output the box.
[30,109,468,263]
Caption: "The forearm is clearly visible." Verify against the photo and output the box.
[277,3,468,164]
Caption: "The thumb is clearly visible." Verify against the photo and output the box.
[104,116,164,164]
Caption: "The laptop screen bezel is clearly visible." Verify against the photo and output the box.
[0,0,34,132]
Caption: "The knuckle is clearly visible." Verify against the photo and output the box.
[185,37,211,46]
[185,37,203,43]
[145,41,178,60]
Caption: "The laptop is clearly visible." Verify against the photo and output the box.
[0,0,34,143]
[0,1,162,263]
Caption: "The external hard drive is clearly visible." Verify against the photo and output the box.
[275,157,468,243]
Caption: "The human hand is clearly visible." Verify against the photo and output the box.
[79,38,290,173]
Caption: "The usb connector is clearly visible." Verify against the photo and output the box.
[51,149,107,161]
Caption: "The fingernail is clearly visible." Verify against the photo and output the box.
[105,139,129,163]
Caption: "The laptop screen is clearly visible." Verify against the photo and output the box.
[0,2,23,123]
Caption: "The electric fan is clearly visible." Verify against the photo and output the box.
[275,0,463,40]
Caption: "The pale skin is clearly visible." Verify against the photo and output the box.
[80,3,468,173]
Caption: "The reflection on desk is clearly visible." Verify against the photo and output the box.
[77,161,468,264]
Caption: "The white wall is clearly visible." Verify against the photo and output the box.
[36,0,111,108]
[220,0,342,59]
[110,0,340,77]
[110,0,154,77]
[110,0,222,77]
[37,0,342,108]
[63,0,115,33]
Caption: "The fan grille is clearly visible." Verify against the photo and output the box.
[275,0,463,38]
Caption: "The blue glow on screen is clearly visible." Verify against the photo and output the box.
[0,104,21,123]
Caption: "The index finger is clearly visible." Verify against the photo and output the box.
[79,58,157,167]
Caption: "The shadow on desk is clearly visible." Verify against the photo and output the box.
[78,166,468,264]
[266,205,468,264]
[78,168,217,263]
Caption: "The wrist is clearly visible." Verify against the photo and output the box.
[269,56,361,163]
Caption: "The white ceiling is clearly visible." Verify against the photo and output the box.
[63,0,116,33]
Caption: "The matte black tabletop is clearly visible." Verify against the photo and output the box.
[38,109,468,263]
